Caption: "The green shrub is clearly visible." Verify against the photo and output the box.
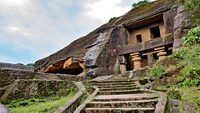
[109,17,118,23]
[184,0,200,11]
[179,0,200,25]
[177,64,200,87]
[132,0,149,8]
[167,88,182,100]
[182,64,200,79]
[173,47,187,60]
[183,27,200,46]
[173,45,200,87]
[147,64,165,78]
[181,78,199,87]
[175,45,200,66]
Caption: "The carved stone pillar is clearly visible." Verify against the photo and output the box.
[147,54,154,65]
[119,55,127,76]
[155,47,167,61]
[120,64,127,76]
[130,52,142,71]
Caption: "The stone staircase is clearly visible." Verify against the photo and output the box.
[81,77,160,113]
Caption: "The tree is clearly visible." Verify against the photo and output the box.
[132,0,150,8]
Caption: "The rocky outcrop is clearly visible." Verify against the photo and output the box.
[34,0,184,76]
[94,26,129,75]
[34,22,115,73]
[173,6,192,51]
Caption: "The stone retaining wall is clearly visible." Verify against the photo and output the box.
[0,69,35,88]
[55,82,86,113]
[1,80,75,102]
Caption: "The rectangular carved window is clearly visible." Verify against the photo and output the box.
[150,26,161,39]
[136,34,142,43]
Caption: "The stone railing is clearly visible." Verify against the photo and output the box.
[0,62,34,72]
[55,82,86,113]
[143,89,167,113]
[118,34,173,55]
[74,86,99,113]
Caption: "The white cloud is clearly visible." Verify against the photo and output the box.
[0,0,141,63]
[7,25,29,36]
[0,0,29,7]
[85,0,131,22]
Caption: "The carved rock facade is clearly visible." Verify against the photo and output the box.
[34,0,192,76]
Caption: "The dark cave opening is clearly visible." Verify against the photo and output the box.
[46,62,84,75]
[51,68,84,75]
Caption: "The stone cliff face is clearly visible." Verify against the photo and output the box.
[34,0,191,76]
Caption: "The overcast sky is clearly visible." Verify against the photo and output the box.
[0,0,142,64]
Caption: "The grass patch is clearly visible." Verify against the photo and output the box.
[173,45,200,87]
[151,45,200,112]
[155,84,167,91]
[8,91,76,113]
[179,87,200,104]
[147,64,165,78]
[179,87,200,112]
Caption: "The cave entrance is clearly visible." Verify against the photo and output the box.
[45,57,85,75]
[60,62,84,75]
[47,62,84,75]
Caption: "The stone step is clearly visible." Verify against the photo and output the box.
[92,82,136,87]
[95,83,137,88]
[99,89,144,95]
[86,99,158,108]
[91,79,136,83]
[83,107,155,113]
[99,86,140,91]
[94,94,159,101]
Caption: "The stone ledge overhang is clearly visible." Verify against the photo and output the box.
[123,6,171,29]
[117,35,174,55]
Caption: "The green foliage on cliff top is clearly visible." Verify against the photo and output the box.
[180,0,200,25]
[132,0,150,8]
[109,17,119,23]
[183,0,200,11]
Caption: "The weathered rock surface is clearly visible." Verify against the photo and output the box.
[34,0,187,76]
[173,6,192,50]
